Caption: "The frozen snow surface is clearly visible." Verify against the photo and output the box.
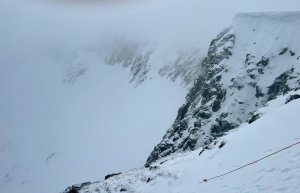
[62,12,300,193]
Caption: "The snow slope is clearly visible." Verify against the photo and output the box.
[63,90,300,193]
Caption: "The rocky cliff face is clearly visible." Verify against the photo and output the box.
[146,12,300,166]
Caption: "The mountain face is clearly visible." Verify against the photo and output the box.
[146,12,300,166]
[145,27,235,165]
[53,39,204,87]
[62,12,300,193]
[103,40,204,87]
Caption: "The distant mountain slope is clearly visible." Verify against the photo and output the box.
[51,40,204,87]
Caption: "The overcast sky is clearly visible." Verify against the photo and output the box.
[0,1,300,193]
[2,0,300,50]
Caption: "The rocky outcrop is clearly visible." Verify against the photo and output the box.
[285,94,300,104]
[63,182,91,193]
[105,173,122,180]
[146,27,236,166]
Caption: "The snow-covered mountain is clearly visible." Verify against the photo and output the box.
[62,12,300,193]
[146,11,300,166]
[50,39,203,87]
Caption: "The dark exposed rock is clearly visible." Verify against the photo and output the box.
[193,109,212,119]
[256,56,269,74]
[244,54,255,66]
[220,113,228,119]
[173,120,188,138]
[249,74,256,79]
[105,172,122,180]
[278,48,295,57]
[182,137,198,151]
[256,56,269,67]
[255,86,264,98]
[120,188,127,192]
[285,94,300,104]
[279,47,289,55]
[193,120,202,128]
[174,103,191,126]
[267,70,292,100]
[218,141,226,149]
[290,50,296,56]
[198,145,209,156]
[245,54,251,64]
[145,27,235,166]
[216,75,222,81]
[149,166,159,171]
[198,148,205,156]
[146,178,152,183]
[63,182,91,193]
[212,100,221,112]
[248,113,261,124]
[211,119,237,137]
[160,160,168,165]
